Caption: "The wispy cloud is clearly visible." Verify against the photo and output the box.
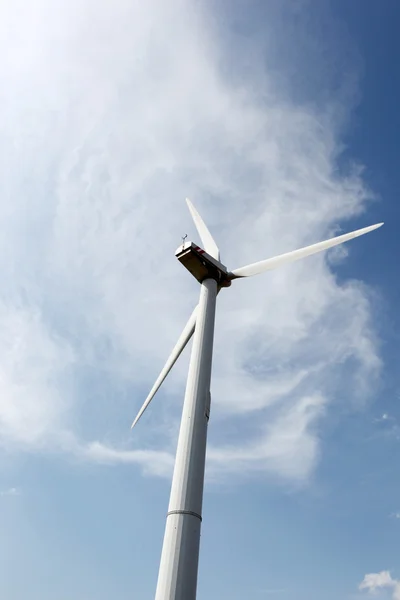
[372,413,400,442]
[375,413,392,422]
[84,441,174,478]
[0,487,21,497]
[0,0,381,484]
[360,572,400,599]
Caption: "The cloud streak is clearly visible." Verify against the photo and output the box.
[0,0,381,483]
[0,487,21,497]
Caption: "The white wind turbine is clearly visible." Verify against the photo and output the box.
[131,199,383,600]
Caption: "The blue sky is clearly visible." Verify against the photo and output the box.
[0,1,399,599]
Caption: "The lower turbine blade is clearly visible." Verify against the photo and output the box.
[131,306,197,429]
[230,222,383,279]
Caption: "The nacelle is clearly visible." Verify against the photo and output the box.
[175,241,231,287]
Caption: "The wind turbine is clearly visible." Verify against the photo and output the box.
[131,199,383,600]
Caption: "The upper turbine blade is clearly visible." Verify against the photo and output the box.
[131,306,197,429]
[230,222,384,279]
[186,198,220,260]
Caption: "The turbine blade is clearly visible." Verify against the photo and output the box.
[230,222,384,279]
[131,306,197,429]
[186,198,220,260]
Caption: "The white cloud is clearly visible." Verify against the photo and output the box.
[0,0,381,483]
[207,394,325,482]
[360,572,400,599]
[0,304,75,448]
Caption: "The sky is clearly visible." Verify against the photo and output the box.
[0,0,399,599]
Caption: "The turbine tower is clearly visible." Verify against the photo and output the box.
[131,200,383,600]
